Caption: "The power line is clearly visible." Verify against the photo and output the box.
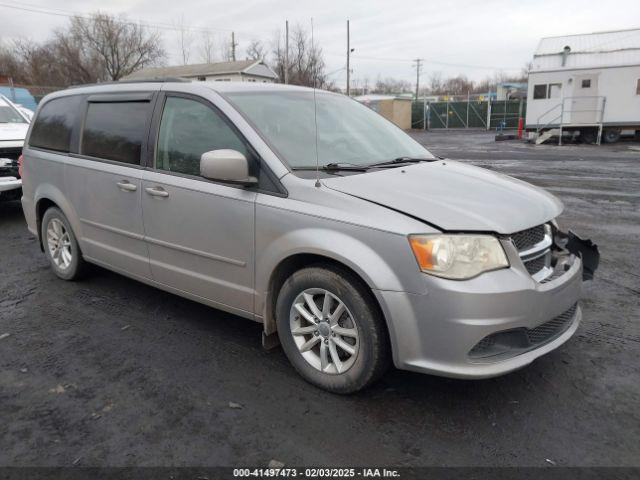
[327,52,522,71]
[0,2,258,36]
[2,2,524,74]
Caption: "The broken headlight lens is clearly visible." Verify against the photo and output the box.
[409,234,509,280]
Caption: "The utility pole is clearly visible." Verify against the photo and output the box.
[413,58,423,101]
[284,20,289,84]
[346,20,351,96]
[231,32,237,61]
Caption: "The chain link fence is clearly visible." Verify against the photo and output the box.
[412,95,527,131]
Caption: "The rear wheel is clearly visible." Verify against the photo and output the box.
[41,207,86,280]
[603,128,621,144]
[276,266,389,394]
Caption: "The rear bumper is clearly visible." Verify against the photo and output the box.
[21,195,38,236]
[375,249,584,379]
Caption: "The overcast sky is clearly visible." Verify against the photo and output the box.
[2,0,640,88]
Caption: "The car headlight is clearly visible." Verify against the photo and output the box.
[408,234,509,280]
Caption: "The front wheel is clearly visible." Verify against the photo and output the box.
[276,266,390,394]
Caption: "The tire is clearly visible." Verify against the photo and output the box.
[603,128,621,144]
[275,265,390,394]
[41,207,86,280]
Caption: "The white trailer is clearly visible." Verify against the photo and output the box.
[526,28,640,144]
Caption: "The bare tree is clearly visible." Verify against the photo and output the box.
[246,39,266,61]
[70,13,165,80]
[9,37,99,86]
[372,75,412,94]
[428,71,443,94]
[0,40,29,84]
[271,25,326,87]
[220,35,233,62]
[199,31,216,63]
[174,15,193,65]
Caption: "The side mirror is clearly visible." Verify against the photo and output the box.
[200,149,258,186]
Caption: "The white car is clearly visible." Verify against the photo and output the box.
[0,94,30,201]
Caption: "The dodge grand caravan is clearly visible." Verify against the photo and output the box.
[20,81,599,393]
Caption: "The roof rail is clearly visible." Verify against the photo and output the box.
[66,77,191,89]
[117,77,191,84]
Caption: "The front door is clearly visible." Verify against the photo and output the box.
[569,74,599,124]
[141,94,256,314]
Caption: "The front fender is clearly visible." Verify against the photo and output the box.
[255,225,426,337]
[259,227,406,292]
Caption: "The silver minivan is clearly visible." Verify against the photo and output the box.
[20,81,598,393]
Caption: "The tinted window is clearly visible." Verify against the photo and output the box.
[29,96,82,152]
[156,96,251,176]
[581,79,591,88]
[533,84,547,100]
[82,101,150,164]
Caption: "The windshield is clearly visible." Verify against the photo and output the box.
[0,104,27,124]
[226,91,433,169]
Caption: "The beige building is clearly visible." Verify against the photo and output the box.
[122,60,279,83]
[354,94,413,130]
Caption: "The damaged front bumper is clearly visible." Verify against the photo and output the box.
[375,226,599,379]
[557,230,600,280]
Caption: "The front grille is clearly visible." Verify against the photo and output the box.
[525,255,546,275]
[468,303,578,359]
[526,303,577,344]
[509,224,552,281]
[0,147,22,162]
[510,225,545,251]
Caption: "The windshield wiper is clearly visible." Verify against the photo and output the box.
[367,157,435,168]
[292,162,369,172]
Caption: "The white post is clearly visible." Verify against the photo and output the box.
[466,90,470,128]
[423,96,427,131]
[486,90,492,130]
[446,95,449,129]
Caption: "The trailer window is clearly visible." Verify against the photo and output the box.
[549,83,562,98]
[636,79,640,95]
[581,79,591,88]
[533,84,547,100]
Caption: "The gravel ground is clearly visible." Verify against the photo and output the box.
[1,130,639,468]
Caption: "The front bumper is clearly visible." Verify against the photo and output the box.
[375,236,588,379]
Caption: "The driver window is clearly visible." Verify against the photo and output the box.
[156,96,250,176]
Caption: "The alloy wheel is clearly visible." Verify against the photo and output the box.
[289,288,359,374]
[46,218,73,270]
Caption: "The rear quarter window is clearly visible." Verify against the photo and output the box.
[81,101,150,165]
[29,96,83,152]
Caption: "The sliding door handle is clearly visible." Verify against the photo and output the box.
[145,186,169,198]
[116,180,137,192]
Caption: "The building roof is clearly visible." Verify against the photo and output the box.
[532,27,640,72]
[122,60,278,80]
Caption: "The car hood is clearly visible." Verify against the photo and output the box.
[322,160,563,234]
[0,123,28,142]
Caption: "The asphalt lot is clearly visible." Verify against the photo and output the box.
[1,130,639,467]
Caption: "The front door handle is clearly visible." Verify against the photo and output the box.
[145,186,169,198]
[116,180,137,192]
